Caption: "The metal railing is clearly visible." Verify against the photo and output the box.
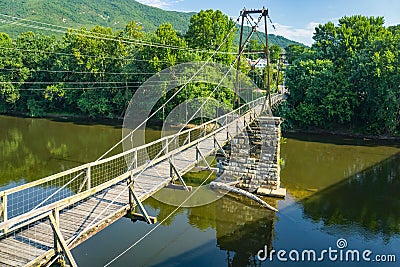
[0,94,284,236]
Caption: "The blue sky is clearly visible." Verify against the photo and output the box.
[136,0,400,45]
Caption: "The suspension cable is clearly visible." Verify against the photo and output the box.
[96,15,241,161]
[29,15,241,212]
[92,31,257,266]
[0,14,237,55]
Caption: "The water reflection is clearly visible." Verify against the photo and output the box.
[0,115,167,188]
[302,153,400,238]
[144,193,277,267]
[212,196,275,267]
[0,115,123,186]
[281,133,400,199]
[3,115,400,266]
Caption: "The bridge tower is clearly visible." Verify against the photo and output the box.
[218,7,286,198]
[234,7,272,108]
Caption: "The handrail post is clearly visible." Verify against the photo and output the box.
[0,193,7,234]
[164,138,169,155]
[128,176,134,209]
[86,165,91,191]
[174,136,178,150]
[213,134,216,148]
[134,149,138,169]
[53,207,61,254]
[49,208,77,267]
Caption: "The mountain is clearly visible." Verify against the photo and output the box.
[234,25,305,49]
[0,0,304,48]
[0,0,194,37]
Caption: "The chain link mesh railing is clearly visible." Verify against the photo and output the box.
[0,95,284,237]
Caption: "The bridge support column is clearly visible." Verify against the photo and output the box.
[168,159,192,191]
[49,209,78,267]
[127,177,156,224]
[217,117,286,198]
[0,193,7,234]
[252,117,286,197]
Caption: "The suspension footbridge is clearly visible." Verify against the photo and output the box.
[0,94,284,267]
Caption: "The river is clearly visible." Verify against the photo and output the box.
[1,115,399,266]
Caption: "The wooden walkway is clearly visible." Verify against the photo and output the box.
[0,95,283,266]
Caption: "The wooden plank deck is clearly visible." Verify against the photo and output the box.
[0,96,276,266]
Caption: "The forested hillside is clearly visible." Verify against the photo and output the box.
[233,26,305,48]
[0,0,194,36]
[0,0,302,48]
[280,16,400,136]
[0,10,244,119]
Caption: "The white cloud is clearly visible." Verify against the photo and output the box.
[269,22,321,46]
[245,19,322,46]
[136,0,183,9]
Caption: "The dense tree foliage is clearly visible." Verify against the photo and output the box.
[282,15,400,136]
[0,10,264,120]
[0,0,195,38]
[186,9,236,64]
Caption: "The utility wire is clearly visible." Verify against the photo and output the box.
[0,80,189,85]
[102,27,256,267]
[0,13,228,53]
[0,45,188,64]
[96,15,241,161]
[0,14,237,55]
[30,15,241,213]
[0,68,170,76]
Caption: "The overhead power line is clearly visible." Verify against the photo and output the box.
[0,68,165,76]
[0,45,189,65]
[0,14,238,55]
[102,18,257,267]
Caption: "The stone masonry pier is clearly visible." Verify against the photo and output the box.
[217,116,286,198]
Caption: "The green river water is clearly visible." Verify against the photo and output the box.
[1,114,400,267]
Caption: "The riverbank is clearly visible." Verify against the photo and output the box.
[2,111,167,130]
[283,127,400,142]
[3,111,400,141]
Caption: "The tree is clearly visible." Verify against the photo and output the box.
[0,33,27,112]
[15,32,61,116]
[185,9,235,63]
[61,26,128,117]
[283,15,399,135]
[247,39,264,60]
[269,44,282,64]
[125,21,144,39]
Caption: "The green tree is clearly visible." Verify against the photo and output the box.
[269,44,282,64]
[284,15,400,135]
[15,32,61,116]
[60,26,128,117]
[185,9,235,63]
[0,33,27,112]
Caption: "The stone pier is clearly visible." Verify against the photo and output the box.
[217,116,286,198]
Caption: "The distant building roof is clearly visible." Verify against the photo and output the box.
[247,58,268,69]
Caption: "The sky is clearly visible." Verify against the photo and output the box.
[136,0,400,45]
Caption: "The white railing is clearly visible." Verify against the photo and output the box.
[0,94,284,235]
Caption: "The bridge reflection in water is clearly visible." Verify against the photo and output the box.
[0,95,285,266]
[144,190,278,267]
